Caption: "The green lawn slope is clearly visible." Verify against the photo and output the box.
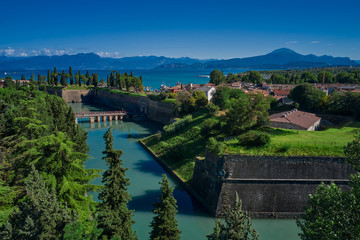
[142,110,359,182]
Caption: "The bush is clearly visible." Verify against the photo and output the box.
[206,103,220,116]
[238,131,271,148]
[163,115,192,137]
[207,137,225,156]
[201,118,220,136]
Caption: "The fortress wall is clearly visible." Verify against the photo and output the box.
[192,152,354,218]
[44,88,174,124]
[62,89,92,103]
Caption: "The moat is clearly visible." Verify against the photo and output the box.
[69,102,300,240]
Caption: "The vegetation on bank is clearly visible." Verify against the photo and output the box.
[0,86,184,239]
[210,67,360,85]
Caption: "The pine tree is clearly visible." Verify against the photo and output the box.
[207,193,258,240]
[97,128,137,240]
[150,174,181,240]
[0,165,73,239]
[21,74,26,80]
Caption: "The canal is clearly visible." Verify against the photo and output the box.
[69,102,300,240]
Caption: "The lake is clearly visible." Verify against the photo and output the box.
[70,102,300,240]
[1,69,250,90]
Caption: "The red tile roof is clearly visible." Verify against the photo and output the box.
[270,110,321,129]
[273,89,290,96]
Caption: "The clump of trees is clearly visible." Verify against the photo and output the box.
[174,90,209,116]
[289,83,360,118]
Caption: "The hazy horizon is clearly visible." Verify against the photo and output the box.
[1,0,359,59]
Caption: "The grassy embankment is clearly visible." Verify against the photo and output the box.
[142,110,359,182]
[142,109,212,183]
[225,123,360,157]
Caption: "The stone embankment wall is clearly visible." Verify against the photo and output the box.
[192,152,354,218]
[44,88,174,124]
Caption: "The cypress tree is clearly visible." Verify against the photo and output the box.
[97,128,137,240]
[21,74,26,80]
[78,70,81,86]
[53,67,58,86]
[47,69,51,85]
[150,174,181,240]
[92,73,99,87]
[37,74,42,85]
[60,70,67,86]
[69,66,74,85]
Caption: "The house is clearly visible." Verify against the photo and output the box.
[269,109,321,131]
[193,86,216,101]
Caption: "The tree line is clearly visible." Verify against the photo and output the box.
[2,67,144,92]
[210,67,360,85]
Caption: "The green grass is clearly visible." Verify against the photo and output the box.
[225,123,360,157]
[162,98,176,104]
[142,109,212,182]
[63,85,92,90]
[96,88,146,97]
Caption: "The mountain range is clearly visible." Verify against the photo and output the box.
[0,48,357,71]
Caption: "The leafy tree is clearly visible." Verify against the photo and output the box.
[207,193,258,240]
[21,74,26,80]
[289,83,325,111]
[345,131,360,172]
[210,69,226,86]
[0,165,73,240]
[150,174,181,240]
[223,93,270,135]
[248,71,262,84]
[97,128,137,240]
[193,90,208,108]
[3,76,14,88]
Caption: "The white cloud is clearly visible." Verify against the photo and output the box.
[0,47,123,58]
[311,41,320,44]
[286,41,298,45]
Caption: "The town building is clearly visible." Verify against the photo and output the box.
[269,109,321,131]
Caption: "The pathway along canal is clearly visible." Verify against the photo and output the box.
[69,102,300,240]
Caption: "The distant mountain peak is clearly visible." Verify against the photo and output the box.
[269,48,298,55]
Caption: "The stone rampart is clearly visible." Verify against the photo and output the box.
[192,152,354,218]
[43,88,174,124]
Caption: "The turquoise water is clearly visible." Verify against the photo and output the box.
[70,102,300,240]
[0,69,248,89]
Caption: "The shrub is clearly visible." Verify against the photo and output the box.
[238,131,271,148]
[201,118,220,136]
[163,115,192,137]
[206,103,220,116]
[207,137,225,156]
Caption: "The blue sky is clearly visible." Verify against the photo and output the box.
[1,0,359,59]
